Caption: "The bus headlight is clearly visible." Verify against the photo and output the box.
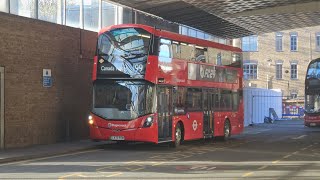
[143,116,154,128]
[88,115,94,125]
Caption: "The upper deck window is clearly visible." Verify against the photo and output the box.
[159,39,172,58]
[307,61,320,79]
[97,27,151,76]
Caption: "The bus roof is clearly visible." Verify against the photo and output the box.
[99,24,242,53]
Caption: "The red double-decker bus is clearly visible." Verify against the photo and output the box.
[88,24,244,147]
[305,58,320,127]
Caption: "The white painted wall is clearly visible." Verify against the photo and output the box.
[244,88,282,126]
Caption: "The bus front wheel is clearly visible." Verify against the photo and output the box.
[223,120,231,141]
[173,123,182,148]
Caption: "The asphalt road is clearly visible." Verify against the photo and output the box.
[0,120,319,180]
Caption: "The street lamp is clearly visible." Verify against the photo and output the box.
[285,69,290,99]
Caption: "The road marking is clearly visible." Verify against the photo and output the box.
[258,165,268,170]
[272,160,280,164]
[242,172,254,177]
[206,167,216,170]
[105,172,123,177]
[131,167,145,171]
[77,174,88,177]
[58,173,81,180]
[292,151,299,155]
[292,135,307,139]
[301,147,307,151]
[152,162,165,166]
[308,145,314,148]
[0,149,102,167]
[283,154,292,159]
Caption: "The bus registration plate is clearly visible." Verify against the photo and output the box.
[310,123,316,126]
[110,136,125,141]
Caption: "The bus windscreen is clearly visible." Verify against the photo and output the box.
[92,80,155,120]
[97,28,151,76]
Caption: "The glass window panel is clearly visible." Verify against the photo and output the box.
[181,26,188,35]
[123,7,132,24]
[83,0,99,31]
[291,64,297,79]
[243,63,258,80]
[197,31,205,39]
[316,35,320,51]
[290,35,297,51]
[276,35,282,51]
[276,64,282,79]
[102,1,116,28]
[38,0,58,23]
[0,0,9,12]
[188,29,196,37]
[66,0,80,28]
[204,34,210,40]
[10,0,36,18]
[242,36,257,51]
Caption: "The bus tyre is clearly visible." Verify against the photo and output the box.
[223,120,231,141]
[173,123,182,148]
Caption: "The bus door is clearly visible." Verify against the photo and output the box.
[157,86,172,142]
[203,89,213,137]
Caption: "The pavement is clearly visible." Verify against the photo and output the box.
[0,140,108,164]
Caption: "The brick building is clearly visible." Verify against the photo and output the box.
[0,0,232,149]
[237,26,320,114]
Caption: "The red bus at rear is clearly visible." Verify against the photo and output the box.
[305,58,320,127]
[88,24,244,146]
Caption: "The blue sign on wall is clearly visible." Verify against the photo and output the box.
[43,76,52,87]
[43,69,52,88]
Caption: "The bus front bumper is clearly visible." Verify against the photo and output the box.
[89,126,158,143]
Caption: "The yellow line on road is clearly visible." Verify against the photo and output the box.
[58,173,81,180]
[242,172,254,177]
[105,172,123,177]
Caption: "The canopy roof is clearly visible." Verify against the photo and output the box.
[108,0,320,38]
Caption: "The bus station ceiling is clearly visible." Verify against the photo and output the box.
[108,0,320,39]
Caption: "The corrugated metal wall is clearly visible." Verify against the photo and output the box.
[244,88,282,126]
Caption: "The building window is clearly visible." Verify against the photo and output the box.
[102,1,116,28]
[10,0,37,18]
[243,63,258,80]
[188,29,196,38]
[66,0,80,28]
[0,0,9,12]
[291,63,298,79]
[197,31,205,39]
[123,7,133,24]
[316,33,320,51]
[38,0,58,23]
[275,33,283,51]
[290,33,298,51]
[242,35,258,52]
[276,63,283,79]
[83,0,99,31]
